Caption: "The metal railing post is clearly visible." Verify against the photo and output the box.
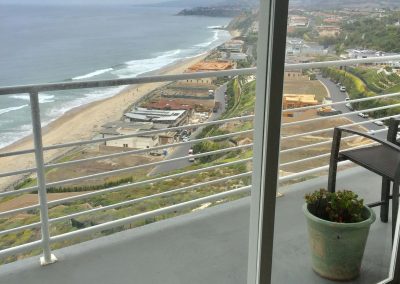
[29,92,57,265]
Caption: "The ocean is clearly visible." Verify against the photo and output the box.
[0,4,232,148]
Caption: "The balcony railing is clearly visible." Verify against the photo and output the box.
[0,55,400,266]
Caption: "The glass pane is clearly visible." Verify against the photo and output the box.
[272,2,400,283]
[0,2,260,283]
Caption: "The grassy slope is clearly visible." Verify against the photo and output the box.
[283,80,328,102]
[348,67,400,94]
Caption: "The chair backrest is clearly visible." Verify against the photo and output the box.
[387,118,400,145]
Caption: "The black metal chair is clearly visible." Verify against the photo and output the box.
[327,119,400,240]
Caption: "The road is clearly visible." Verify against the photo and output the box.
[149,83,228,176]
[150,75,388,176]
[317,75,387,139]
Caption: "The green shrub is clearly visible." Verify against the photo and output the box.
[192,140,230,163]
[305,189,365,223]
[15,178,35,190]
[46,176,134,193]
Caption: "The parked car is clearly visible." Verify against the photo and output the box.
[358,113,369,118]
[373,120,384,126]
[340,86,346,92]
[182,136,190,142]
[345,97,350,101]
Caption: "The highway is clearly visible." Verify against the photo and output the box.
[149,83,228,176]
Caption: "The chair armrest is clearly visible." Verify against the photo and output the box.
[337,126,400,152]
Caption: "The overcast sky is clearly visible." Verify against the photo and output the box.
[0,0,173,4]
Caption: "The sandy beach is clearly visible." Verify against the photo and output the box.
[0,53,209,191]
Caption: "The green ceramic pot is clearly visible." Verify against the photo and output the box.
[303,203,376,281]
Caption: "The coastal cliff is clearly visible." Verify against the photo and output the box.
[177,6,246,17]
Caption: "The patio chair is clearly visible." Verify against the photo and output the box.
[327,118,400,240]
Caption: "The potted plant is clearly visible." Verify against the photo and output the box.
[303,189,376,281]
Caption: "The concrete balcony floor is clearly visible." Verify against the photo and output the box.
[0,167,393,284]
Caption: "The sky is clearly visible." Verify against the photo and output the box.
[0,0,173,5]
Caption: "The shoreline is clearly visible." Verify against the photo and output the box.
[0,51,211,191]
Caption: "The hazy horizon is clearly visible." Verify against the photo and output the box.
[0,0,172,5]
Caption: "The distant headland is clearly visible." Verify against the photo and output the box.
[177,6,247,17]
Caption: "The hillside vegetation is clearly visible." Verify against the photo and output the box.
[347,67,400,94]
[322,67,400,118]
[338,14,400,52]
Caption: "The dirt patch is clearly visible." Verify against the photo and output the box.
[44,147,163,187]
[283,80,328,102]
[280,116,371,174]
[0,192,91,213]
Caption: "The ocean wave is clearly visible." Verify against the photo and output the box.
[72,68,114,80]
[45,86,125,119]
[207,25,224,29]
[194,30,224,48]
[0,105,28,115]
[0,124,32,149]
[112,49,183,79]
[10,93,55,104]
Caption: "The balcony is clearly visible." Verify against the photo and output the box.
[1,55,400,283]
[0,167,392,284]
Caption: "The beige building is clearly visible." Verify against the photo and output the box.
[288,15,308,27]
[124,108,188,127]
[283,94,318,110]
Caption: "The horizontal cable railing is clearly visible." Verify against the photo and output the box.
[0,185,251,259]
[279,160,353,183]
[0,115,254,159]
[280,141,380,168]
[1,91,396,181]
[281,114,399,140]
[1,55,400,265]
[48,172,252,224]
[0,126,253,177]
[45,130,253,170]
[0,157,252,218]
[283,102,400,127]
[1,54,399,96]
[281,127,388,154]
[49,185,251,242]
[0,171,252,236]
[46,144,252,188]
